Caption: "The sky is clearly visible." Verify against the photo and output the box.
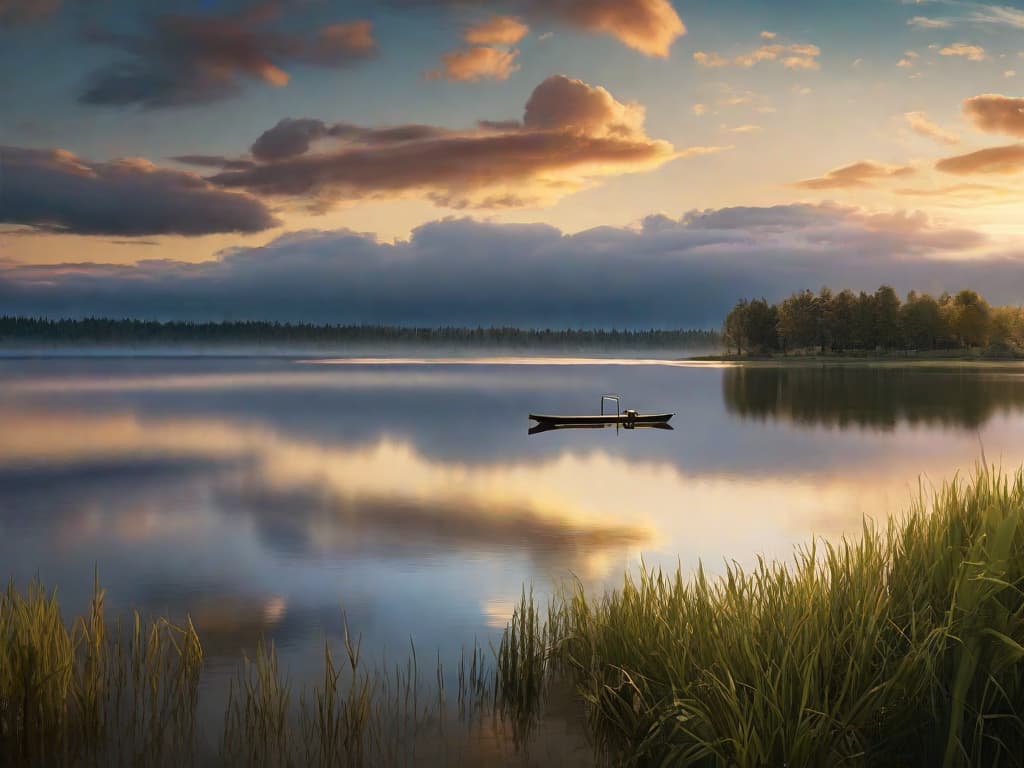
[2,0,1024,327]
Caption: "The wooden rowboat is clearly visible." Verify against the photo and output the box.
[528,412,674,426]
[528,420,673,435]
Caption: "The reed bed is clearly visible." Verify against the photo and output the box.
[0,578,541,767]
[506,465,1024,767]
[5,466,1023,766]
[0,575,202,767]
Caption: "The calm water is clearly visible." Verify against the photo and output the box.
[3,357,1024,696]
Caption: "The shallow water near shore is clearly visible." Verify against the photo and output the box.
[3,356,1024,758]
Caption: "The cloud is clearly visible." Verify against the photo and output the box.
[894,182,1012,198]
[207,75,680,209]
[79,6,375,108]
[904,3,1024,31]
[171,154,256,171]
[0,203,1005,327]
[0,146,278,236]
[693,39,821,70]
[428,13,526,82]
[693,51,729,68]
[760,30,776,39]
[402,0,684,57]
[938,43,986,61]
[426,45,521,81]
[936,143,1024,174]
[530,0,685,57]
[904,111,960,145]
[794,161,915,189]
[0,0,58,26]
[966,3,1024,29]
[253,117,338,161]
[728,124,763,133]
[907,15,952,29]
[464,14,529,45]
[963,94,1024,137]
[250,120,454,162]
[897,51,919,68]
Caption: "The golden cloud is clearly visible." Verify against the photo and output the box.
[694,39,821,71]
[794,161,915,189]
[904,111,960,145]
[427,46,521,81]
[935,143,1024,175]
[464,15,530,45]
[938,43,986,61]
[209,75,685,209]
[963,94,1024,138]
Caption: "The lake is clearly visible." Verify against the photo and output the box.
[3,356,1024,758]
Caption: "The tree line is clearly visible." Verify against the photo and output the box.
[723,286,1024,355]
[0,317,720,349]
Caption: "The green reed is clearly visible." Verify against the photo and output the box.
[501,465,1024,767]
[1,575,503,767]
[0,573,203,767]
[6,465,1023,766]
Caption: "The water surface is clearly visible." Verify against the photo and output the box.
[3,357,1023,701]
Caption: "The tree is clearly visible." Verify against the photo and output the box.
[851,291,877,350]
[900,291,944,350]
[743,298,779,353]
[872,285,902,350]
[828,289,858,351]
[777,290,820,351]
[723,299,750,355]
[951,289,991,348]
[990,306,1024,348]
[816,287,835,353]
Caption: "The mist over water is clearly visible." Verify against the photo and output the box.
[3,356,1024,701]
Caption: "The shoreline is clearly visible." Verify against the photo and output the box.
[687,352,1024,366]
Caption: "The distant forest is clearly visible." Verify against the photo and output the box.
[0,317,720,350]
[723,286,1024,356]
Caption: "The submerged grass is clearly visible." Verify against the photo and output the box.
[3,466,1024,765]
[0,573,202,767]
[503,465,1024,766]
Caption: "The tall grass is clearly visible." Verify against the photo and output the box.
[0,579,506,767]
[0,574,202,767]
[505,465,1024,766]
[4,466,1023,766]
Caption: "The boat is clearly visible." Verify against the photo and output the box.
[528,394,674,431]
[528,420,673,435]
[528,411,674,426]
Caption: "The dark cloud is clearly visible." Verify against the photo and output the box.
[79,6,375,108]
[3,203,1016,327]
[172,154,256,171]
[249,119,458,162]
[0,0,58,26]
[962,94,1024,138]
[935,143,1024,175]
[251,118,333,162]
[794,161,915,189]
[0,145,278,236]
[208,75,677,209]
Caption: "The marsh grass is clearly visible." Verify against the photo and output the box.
[0,578,509,767]
[0,574,202,767]
[5,466,1023,766]
[505,465,1024,766]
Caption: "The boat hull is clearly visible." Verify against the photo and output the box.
[528,413,673,426]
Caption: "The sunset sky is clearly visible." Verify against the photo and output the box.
[2,0,1024,326]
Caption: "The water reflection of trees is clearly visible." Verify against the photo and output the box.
[722,366,1024,430]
